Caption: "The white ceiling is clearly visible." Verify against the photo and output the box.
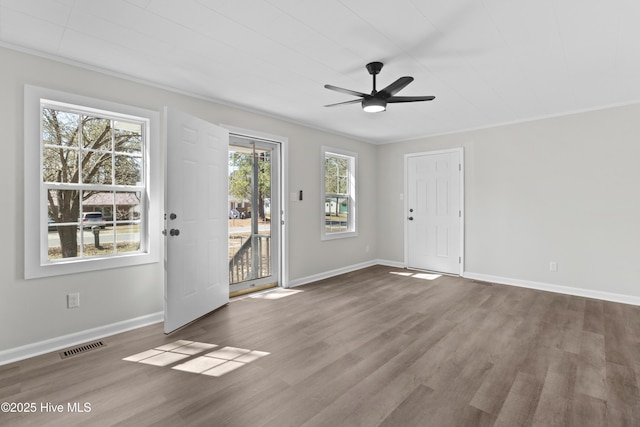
[2,0,640,144]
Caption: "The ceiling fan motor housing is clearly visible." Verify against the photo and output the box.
[366,61,384,75]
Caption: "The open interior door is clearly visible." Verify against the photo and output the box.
[164,107,229,333]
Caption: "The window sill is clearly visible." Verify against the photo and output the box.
[321,230,358,241]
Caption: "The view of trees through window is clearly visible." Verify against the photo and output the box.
[324,153,350,233]
[43,105,145,260]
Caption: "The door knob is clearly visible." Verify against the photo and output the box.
[170,213,177,220]
[169,229,180,236]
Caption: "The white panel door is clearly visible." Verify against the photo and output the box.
[406,149,462,274]
[164,108,229,333]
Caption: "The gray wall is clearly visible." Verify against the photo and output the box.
[0,46,377,352]
[378,105,640,297]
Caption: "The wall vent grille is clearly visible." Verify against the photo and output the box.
[59,340,106,359]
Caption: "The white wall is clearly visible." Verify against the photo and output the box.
[377,105,640,299]
[0,46,377,356]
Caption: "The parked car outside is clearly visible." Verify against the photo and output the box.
[80,212,105,229]
[229,209,240,219]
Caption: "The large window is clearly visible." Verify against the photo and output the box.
[321,147,357,240]
[25,86,160,278]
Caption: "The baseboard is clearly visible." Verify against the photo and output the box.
[0,311,163,366]
[375,259,406,269]
[287,260,379,288]
[463,272,640,307]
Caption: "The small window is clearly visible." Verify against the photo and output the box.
[25,86,160,278]
[321,147,357,240]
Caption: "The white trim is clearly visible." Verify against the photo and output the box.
[463,272,640,306]
[0,312,163,366]
[287,260,377,288]
[321,146,358,240]
[24,85,161,279]
[404,148,464,275]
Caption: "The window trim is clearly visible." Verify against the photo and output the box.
[320,146,358,240]
[24,85,160,279]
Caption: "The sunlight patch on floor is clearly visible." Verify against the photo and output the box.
[413,273,441,280]
[250,288,303,300]
[123,341,269,377]
[390,271,442,281]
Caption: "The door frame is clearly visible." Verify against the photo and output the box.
[223,124,289,289]
[403,147,465,275]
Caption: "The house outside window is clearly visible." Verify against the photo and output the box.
[321,146,357,240]
[24,86,160,279]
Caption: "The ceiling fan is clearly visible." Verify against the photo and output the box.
[324,62,435,113]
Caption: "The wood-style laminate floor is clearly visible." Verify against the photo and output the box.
[2,265,640,426]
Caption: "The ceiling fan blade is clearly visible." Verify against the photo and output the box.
[324,99,362,107]
[378,76,414,98]
[387,95,435,103]
[324,84,367,98]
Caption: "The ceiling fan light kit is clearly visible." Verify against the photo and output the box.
[362,97,387,113]
[324,62,435,112]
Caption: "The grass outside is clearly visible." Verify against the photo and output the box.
[47,224,141,260]
[48,242,140,259]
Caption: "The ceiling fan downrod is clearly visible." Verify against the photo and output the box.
[366,61,383,94]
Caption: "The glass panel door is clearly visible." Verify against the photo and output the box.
[228,136,280,295]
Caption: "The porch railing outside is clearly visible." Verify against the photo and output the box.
[229,234,271,284]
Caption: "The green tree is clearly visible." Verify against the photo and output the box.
[228,150,270,219]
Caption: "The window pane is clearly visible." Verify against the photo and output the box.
[114,191,141,221]
[82,226,115,257]
[83,192,114,226]
[47,189,80,227]
[116,222,141,254]
[47,186,82,260]
[114,121,142,153]
[42,108,79,147]
[325,155,349,195]
[82,116,112,150]
[82,151,113,184]
[115,155,142,186]
[43,147,78,183]
[325,196,349,233]
[48,225,80,261]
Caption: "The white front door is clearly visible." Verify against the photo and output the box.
[405,149,463,274]
[164,108,229,333]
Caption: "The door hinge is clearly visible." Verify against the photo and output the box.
[459,256,462,263]
[459,164,461,171]
[459,210,462,218]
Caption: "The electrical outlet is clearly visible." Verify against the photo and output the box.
[549,262,558,272]
[67,293,80,309]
